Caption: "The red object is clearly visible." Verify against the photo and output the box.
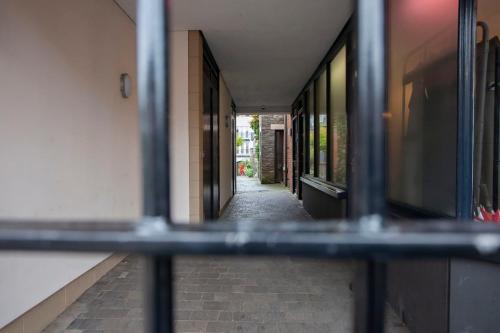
[239,164,245,176]
[476,206,500,223]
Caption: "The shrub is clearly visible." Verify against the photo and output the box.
[245,168,254,177]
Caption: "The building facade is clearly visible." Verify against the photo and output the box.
[0,1,238,330]
[259,115,286,184]
[286,0,500,332]
[235,116,256,163]
[3,0,500,332]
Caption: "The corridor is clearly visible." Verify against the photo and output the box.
[43,179,407,333]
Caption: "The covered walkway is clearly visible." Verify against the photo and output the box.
[43,179,407,333]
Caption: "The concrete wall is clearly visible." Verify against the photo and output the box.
[188,31,204,222]
[259,114,285,184]
[0,6,229,328]
[170,31,191,222]
[0,0,140,329]
[219,76,234,211]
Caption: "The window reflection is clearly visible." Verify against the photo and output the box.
[308,87,315,175]
[317,72,328,179]
[330,46,347,186]
[387,0,459,216]
[475,0,500,214]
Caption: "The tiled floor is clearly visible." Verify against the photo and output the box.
[43,178,409,333]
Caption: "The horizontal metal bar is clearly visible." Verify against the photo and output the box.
[2,219,500,259]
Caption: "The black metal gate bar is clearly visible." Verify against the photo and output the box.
[355,261,387,333]
[0,0,493,332]
[457,0,476,219]
[352,0,386,220]
[137,0,173,331]
[3,219,500,258]
[353,0,387,332]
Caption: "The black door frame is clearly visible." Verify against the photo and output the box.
[292,114,298,193]
[231,101,237,195]
[274,129,285,183]
[202,37,221,220]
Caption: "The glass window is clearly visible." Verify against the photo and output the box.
[308,87,315,175]
[330,46,347,185]
[317,71,328,179]
[474,0,500,213]
[387,0,459,216]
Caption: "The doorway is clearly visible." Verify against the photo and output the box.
[292,106,305,199]
[203,56,220,220]
[275,130,284,183]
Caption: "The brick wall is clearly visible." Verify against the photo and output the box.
[259,114,285,184]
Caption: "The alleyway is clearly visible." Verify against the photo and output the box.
[43,178,408,333]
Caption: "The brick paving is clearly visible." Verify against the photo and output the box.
[43,179,408,333]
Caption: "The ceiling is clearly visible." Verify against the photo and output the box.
[115,0,353,108]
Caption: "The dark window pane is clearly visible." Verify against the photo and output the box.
[317,71,328,179]
[308,87,315,175]
[330,46,347,185]
[475,0,500,212]
[387,0,459,216]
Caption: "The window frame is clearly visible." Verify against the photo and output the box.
[293,19,353,192]
[328,45,349,188]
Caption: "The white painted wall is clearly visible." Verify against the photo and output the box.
[0,0,140,328]
[170,31,191,222]
[112,5,193,220]
[219,76,234,210]
[0,1,194,325]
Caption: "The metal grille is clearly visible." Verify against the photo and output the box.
[0,0,493,332]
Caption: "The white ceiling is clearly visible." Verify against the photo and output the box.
[115,0,353,108]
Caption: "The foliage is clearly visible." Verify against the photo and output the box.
[249,115,260,162]
[319,127,327,152]
[245,167,254,178]
[244,161,254,177]
[332,113,347,184]
[250,115,260,141]
[236,134,244,148]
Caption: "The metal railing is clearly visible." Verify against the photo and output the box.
[0,0,492,332]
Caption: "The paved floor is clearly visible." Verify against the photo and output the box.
[43,177,408,333]
[236,176,281,193]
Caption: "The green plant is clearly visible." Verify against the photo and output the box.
[250,115,259,141]
[254,143,260,161]
[236,135,244,148]
[319,127,327,152]
[245,168,254,177]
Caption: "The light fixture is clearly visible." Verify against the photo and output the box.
[120,73,132,98]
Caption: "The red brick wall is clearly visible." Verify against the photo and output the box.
[286,114,294,191]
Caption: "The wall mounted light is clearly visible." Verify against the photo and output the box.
[120,73,132,98]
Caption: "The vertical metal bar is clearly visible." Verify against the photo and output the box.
[457,0,476,219]
[354,0,387,332]
[355,261,387,333]
[326,62,333,182]
[137,0,173,332]
[494,46,500,210]
[145,255,174,333]
[138,0,170,219]
[353,0,386,219]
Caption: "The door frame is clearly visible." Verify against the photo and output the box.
[202,36,221,220]
[274,129,285,183]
